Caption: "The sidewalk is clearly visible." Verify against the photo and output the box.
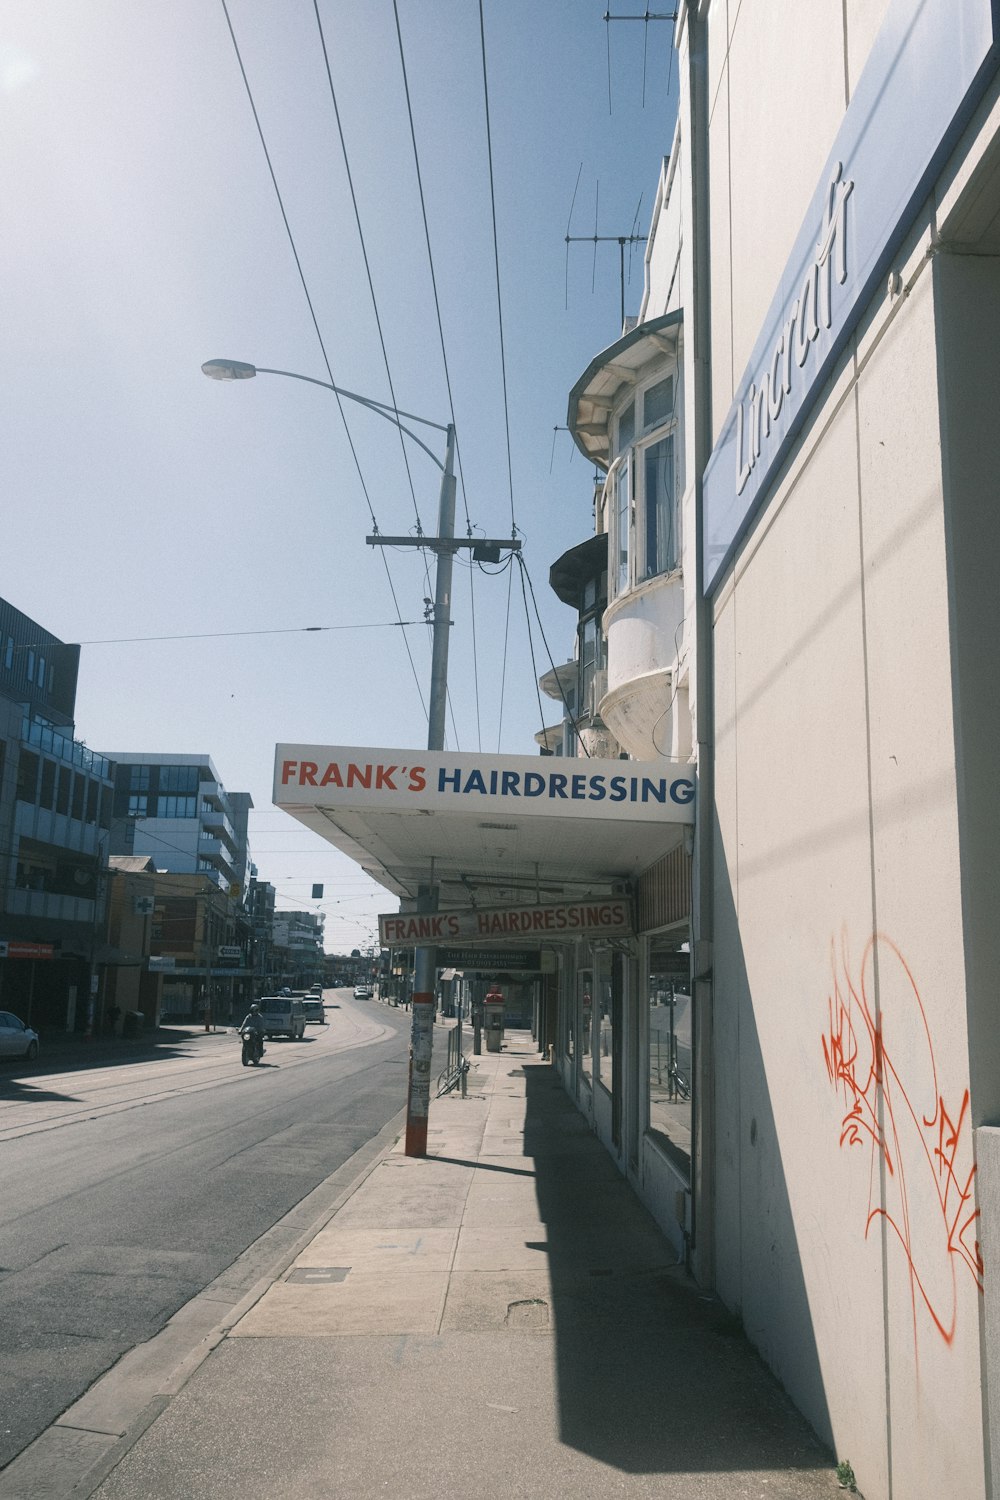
[12,1034,845,1499]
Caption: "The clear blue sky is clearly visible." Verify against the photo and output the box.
[0,0,675,951]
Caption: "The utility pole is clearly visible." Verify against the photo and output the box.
[367,427,520,1156]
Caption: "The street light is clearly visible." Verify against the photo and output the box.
[202,358,517,1154]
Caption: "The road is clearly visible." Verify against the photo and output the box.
[0,991,416,1472]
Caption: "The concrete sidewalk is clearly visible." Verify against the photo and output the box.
[10,1034,847,1499]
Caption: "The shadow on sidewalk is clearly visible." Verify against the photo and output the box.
[523,1064,833,1479]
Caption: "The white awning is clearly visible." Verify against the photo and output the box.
[273,743,695,915]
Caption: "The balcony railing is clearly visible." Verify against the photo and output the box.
[20,718,112,780]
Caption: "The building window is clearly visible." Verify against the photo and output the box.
[56,765,71,816]
[578,969,593,1085]
[616,399,635,456]
[641,433,677,577]
[129,765,151,792]
[128,794,148,818]
[71,773,84,821]
[85,779,99,823]
[38,758,56,810]
[26,650,35,684]
[594,948,614,1090]
[15,750,38,803]
[614,463,630,595]
[99,787,112,828]
[608,368,680,599]
[646,939,691,1176]
[643,374,673,430]
[3,637,12,671]
[160,765,200,794]
[157,795,196,819]
[37,656,46,691]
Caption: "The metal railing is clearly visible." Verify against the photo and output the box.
[436,1017,469,1097]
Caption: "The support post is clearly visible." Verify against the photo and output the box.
[404,427,456,1158]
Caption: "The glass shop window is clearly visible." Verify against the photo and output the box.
[647,939,692,1177]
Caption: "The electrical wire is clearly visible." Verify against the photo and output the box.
[218,0,428,725]
[495,555,515,751]
[311,0,425,542]
[516,548,548,749]
[516,551,591,756]
[392,0,483,751]
[477,0,517,544]
[16,623,420,650]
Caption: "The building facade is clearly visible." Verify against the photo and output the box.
[606,3,1000,1497]
[104,753,252,896]
[0,596,116,1031]
[103,754,254,1018]
[271,909,325,990]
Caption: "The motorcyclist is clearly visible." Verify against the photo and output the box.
[238,1002,266,1061]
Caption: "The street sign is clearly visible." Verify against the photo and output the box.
[379,896,632,949]
[0,941,54,960]
[435,947,543,972]
[148,955,176,971]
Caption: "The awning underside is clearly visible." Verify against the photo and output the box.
[280,801,685,914]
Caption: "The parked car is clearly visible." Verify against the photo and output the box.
[353,984,372,1000]
[0,1011,39,1060]
[255,996,306,1040]
[303,998,326,1025]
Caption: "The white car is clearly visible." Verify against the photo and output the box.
[303,998,326,1025]
[0,1011,39,1060]
[353,984,372,1000]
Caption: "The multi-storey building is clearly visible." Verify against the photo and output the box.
[559,4,1000,1496]
[102,755,254,1018]
[247,874,277,994]
[272,909,324,989]
[103,753,252,896]
[0,596,116,1031]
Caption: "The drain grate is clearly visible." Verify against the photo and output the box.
[285,1266,351,1284]
[505,1298,549,1329]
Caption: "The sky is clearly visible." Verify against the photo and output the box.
[0,0,676,953]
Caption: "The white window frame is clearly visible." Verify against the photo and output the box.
[606,366,680,601]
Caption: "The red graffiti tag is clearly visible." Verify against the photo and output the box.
[821,931,982,1354]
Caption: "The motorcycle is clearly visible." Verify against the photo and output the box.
[240,1028,264,1067]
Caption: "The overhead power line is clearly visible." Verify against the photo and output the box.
[218,0,429,723]
[311,0,425,541]
[50,622,421,648]
[393,0,483,751]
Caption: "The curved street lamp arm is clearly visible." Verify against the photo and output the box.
[253,367,447,469]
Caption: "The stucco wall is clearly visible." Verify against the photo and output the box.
[710,226,985,1500]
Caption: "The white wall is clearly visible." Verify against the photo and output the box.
[705,5,992,1497]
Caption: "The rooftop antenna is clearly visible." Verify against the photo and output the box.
[604,9,678,111]
[565,169,645,328]
[549,425,575,474]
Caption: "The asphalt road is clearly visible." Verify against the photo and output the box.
[0,991,416,1472]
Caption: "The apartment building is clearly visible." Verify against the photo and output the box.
[0,596,116,1030]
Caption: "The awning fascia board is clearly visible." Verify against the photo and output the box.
[567,309,684,469]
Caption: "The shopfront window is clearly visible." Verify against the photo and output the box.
[578,968,593,1085]
[647,939,692,1174]
[594,948,614,1088]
